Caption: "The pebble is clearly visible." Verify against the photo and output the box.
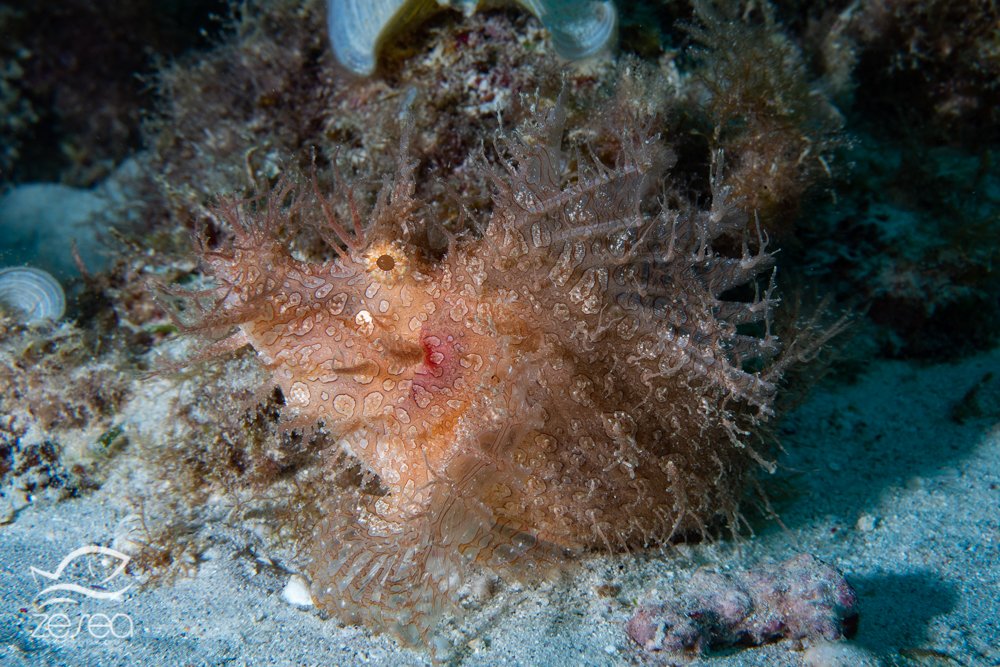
[855,513,878,532]
[281,574,314,607]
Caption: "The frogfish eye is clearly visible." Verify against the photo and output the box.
[362,241,409,287]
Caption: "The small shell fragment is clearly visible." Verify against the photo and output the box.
[327,0,617,76]
[0,266,66,324]
[281,575,315,607]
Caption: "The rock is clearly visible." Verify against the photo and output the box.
[626,554,859,656]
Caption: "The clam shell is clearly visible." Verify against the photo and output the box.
[0,267,66,324]
[519,0,617,60]
[327,0,440,76]
[327,0,616,76]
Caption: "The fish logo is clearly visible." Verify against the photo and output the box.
[30,545,132,607]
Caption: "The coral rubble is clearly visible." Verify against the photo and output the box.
[0,319,131,519]
[625,554,859,656]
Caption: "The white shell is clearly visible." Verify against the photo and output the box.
[281,575,314,607]
[328,0,439,76]
[327,0,617,76]
[520,0,616,60]
[0,267,66,324]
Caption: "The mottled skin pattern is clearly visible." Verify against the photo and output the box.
[180,105,784,644]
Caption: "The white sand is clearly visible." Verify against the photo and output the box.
[1,347,997,666]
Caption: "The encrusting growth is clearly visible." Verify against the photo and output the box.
[164,99,797,645]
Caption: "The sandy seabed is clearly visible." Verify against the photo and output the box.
[1,346,998,667]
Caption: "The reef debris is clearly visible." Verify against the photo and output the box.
[625,554,859,656]
[327,0,616,75]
